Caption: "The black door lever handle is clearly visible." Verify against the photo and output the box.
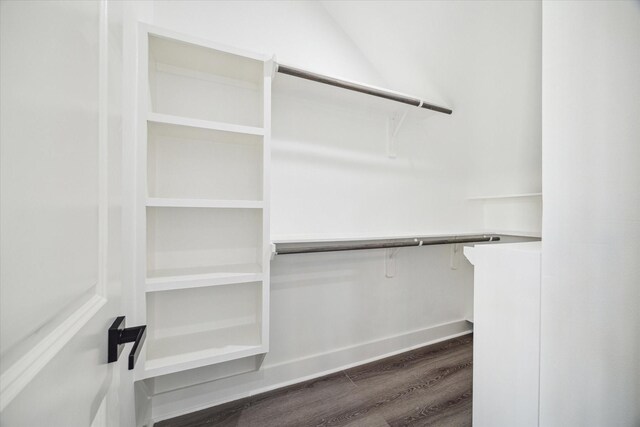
[108,316,146,370]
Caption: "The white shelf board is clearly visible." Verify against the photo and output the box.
[148,112,265,136]
[142,344,265,379]
[147,198,263,209]
[146,273,263,293]
[140,321,264,378]
[485,229,542,238]
[146,263,263,292]
[467,192,542,201]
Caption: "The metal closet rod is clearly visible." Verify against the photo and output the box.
[276,64,453,115]
[275,234,499,255]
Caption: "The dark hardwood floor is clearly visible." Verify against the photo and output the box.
[156,334,473,427]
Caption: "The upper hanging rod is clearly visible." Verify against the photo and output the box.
[274,234,499,255]
[276,64,453,115]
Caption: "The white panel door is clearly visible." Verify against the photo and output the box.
[1,1,127,425]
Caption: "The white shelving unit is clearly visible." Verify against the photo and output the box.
[136,24,272,379]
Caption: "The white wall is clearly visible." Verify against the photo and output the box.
[322,1,542,199]
[541,2,640,425]
[139,1,542,422]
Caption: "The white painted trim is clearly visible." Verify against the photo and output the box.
[0,295,107,411]
[97,0,109,298]
[147,319,472,424]
[133,22,150,376]
[260,58,273,360]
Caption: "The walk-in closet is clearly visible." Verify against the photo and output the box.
[1,1,638,426]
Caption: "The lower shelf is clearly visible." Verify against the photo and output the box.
[143,281,264,378]
[143,324,265,378]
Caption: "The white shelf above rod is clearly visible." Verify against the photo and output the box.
[276,63,453,115]
[467,193,542,201]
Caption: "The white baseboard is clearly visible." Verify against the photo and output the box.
[147,319,472,425]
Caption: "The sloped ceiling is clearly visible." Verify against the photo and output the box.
[321,1,541,109]
[321,1,542,195]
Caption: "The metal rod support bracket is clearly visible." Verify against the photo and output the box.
[450,243,461,270]
[388,108,409,158]
[385,248,401,278]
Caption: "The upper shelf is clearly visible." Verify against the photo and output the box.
[148,112,264,136]
[148,31,265,85]
[147,30,265,128]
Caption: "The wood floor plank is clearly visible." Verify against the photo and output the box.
[333,357,472,426]
[342,414,390,427]
[346,335,472,384]
[156,372,366,427]
[156,334,473,427]
[384,367,472,426]
[345,336,472,391]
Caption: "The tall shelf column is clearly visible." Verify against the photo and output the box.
[135,25,271,379]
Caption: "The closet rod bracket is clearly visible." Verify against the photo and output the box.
[387,108,409,159]
[450,243,461,270]
[385,248,401,278]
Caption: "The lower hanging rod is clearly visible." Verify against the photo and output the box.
[275,235,499,255]
[276,63,453,115]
